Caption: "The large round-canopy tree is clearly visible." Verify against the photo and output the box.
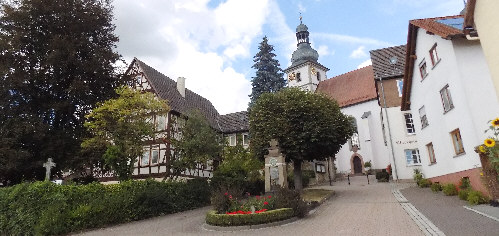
[249,87,354,190]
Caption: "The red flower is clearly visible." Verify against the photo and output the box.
[224,192,228,196]
[229,195,232,199]
[267,196,272,199]
[264,201,268,205]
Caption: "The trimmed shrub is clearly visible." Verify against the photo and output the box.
[205,208,294,226]
[273,187,308,218]
[375,170,389,182]
[442,183,458,196]
[0,179,210,236]
[467,190,489,205]
[458,177,471,190]
[430,183,442,192]
[458,189,471,200]
[418,179,432,188]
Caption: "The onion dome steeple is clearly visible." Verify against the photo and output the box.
[290,16,319,67]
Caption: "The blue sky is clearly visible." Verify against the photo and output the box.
[113,0,464,114]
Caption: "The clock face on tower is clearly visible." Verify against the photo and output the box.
[310,67,317,76]
[288,72,296,81]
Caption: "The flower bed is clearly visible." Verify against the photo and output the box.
[205,208,294,226]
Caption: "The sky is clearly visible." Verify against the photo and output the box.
[112,0,465,115]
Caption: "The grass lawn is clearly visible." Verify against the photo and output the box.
[302,189,334,202]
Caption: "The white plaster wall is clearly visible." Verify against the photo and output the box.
[408,28,498,179]
[287,63,326,92]
[334,100,389,174]
[382,107,419,180]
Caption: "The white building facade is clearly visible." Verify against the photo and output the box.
[402,15,499,194]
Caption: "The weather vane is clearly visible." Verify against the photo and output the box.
[299,12,302,23]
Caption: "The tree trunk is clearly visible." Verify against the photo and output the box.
[293,160,303,191]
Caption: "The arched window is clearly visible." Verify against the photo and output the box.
[349,117,360,150]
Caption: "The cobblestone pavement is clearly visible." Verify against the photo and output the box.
[400,187,499,236]
[76,176,423,236]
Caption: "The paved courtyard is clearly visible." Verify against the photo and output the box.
[76,176,424,236]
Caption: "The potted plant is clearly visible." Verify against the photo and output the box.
[364,161,372,174]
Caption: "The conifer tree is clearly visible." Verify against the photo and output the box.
[0,0,124,185]
[249,36,286,106]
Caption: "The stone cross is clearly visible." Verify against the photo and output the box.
[43,158,56,181]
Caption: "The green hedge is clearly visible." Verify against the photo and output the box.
[0,178,210,236]
[205,208,294,227]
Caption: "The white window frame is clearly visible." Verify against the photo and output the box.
[440,85,454,113]
[156,115,166,131]
[396,79,403,97]
[419,59,428,80]
[405,149,421,166]
[243,134,249,146]
[141,148,150,166]
[151,146,159,165]
[403,113,416,134]
[229,135,236,146]
[419,106,429,129]
[315,163,326,173]
[429,43,440,67]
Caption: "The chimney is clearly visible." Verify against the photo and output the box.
[177,77,186,97]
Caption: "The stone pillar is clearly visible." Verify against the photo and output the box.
[265,139,287,192]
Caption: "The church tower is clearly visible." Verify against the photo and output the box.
[285,18,329,92]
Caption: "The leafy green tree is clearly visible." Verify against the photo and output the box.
[171,110,222,177]
[0,0,124,184]
[249,88,354,190]
[211,135,264,194]
[249,36,286,107]
[82,86,169,181]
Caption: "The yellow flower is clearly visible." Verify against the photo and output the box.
[492,118,499,127]
[484,138,496,147]
[479,145,486,153]
[480,172,484,176]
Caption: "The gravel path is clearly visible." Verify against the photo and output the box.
[400,187,499,236]
[76,176,423,236]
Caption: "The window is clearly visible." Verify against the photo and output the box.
[426,143,436,164]
[229,135,236,146]
[243,134,249,146]
[419,106,429,129]
[317,72,321,81]
[429,44,440,66]
[151,148,159,164]
[156,115,166,131]
[315,163,326,173]
[419,59,428,79]
[141,149,150,166]
[440,85,454,113]
[349,117,360,150]
[405,149,421,165]
[296,72,301,82]
[404,113,416,134]
[450,129,465,155]
[396,79,404,97]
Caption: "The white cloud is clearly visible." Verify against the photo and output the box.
[298,2,306,13]
[314,33,392,47]
[350,46,368,59]
[317,45,333,57]
[113,0,273,114]
[357,59,372,69]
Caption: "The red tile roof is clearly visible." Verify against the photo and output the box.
[409,15,464,39]
[316,65,377,107]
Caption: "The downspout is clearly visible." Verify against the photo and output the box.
[379,77,399,180]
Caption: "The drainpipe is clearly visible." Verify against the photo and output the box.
[379,76,399,180]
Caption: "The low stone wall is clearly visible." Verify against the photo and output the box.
[428,167,490,197]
